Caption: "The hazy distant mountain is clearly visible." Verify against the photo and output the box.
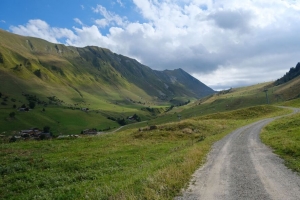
[0,29,215,104]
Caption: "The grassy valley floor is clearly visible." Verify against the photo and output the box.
[0,105,290,199]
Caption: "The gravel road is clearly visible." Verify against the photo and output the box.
[176,108,300,200]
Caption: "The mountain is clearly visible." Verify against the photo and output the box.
[0,29,214,106]
[275,62,300,85]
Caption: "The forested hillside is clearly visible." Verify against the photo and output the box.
[275,62,300,85]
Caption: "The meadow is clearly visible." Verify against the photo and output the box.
[0,105,289,199]
[261,99,300,173]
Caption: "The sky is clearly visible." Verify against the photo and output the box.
[1,0,300,90]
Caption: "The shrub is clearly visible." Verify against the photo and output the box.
[43,126,50,133]
[29,101,35,109]
[9,112,15,118]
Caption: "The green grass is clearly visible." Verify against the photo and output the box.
[277,97,300,107]
[0,106,120,135]
[168,77,300,120]
[0,105,289,199]
[0,85,155,135]
[262,97,300,172]
[261,112,300,173]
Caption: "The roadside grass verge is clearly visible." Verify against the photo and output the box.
[276,98,300,107]
[0,105,289,199]
[261,112,300,173]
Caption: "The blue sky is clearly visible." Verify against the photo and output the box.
[1,0,300,90]
[0,0,140,36]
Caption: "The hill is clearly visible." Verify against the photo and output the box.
[0,29,214,106]
[0,29,215,135]
[275,62,300,85]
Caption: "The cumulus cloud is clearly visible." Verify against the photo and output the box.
[9,0,300,90]
[10,19,77,43]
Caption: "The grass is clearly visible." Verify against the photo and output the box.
[0,85,155,135]
[261,112,300,172]
[276,98,300,107]
[261,98,300,173]
[0,106,120,136]
[0,105,289,199]
[168,77,300,119]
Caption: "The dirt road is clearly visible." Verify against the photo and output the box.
[176,108,300,200]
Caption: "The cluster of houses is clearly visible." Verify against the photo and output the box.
[8,127,100,142]
[81,128,98,135]
[9,128,51,142]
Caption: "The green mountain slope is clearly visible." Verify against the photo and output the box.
[0,29,214,107]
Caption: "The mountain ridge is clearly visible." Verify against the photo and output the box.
[0,29,215,106]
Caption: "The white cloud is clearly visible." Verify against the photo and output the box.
[208,9,254,33]
[1,20,5,23]
[9,1,300,90]
[74,18,83,25]
[117,0,125,8]
[95,19,109,28]
[93,5,127,27]
[10,19,77,43]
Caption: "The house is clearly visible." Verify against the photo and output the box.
[18,107,29,112]
[19,129,34,137]
[19,128,42,138]
[82,129,97,135]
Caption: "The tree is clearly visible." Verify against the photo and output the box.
[29,101,35,109]
[0,52,4,63]
[117,118,127,126]
[13,104,16,109]
[133,113,141,122]
[43,126,50,133]
[0,92,2,98]
[9,112,15,118]
[34,69,42,78]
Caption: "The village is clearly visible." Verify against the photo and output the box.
[9,127,52,142]
[8,127,100,142]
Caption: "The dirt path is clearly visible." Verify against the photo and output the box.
[176,107,300,200]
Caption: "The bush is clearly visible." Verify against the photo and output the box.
[43,126,50,133]
[29,101,35,109]
[34,69,42,78]
[9,112,15,118]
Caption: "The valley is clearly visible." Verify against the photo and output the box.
[1,29,300,199]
